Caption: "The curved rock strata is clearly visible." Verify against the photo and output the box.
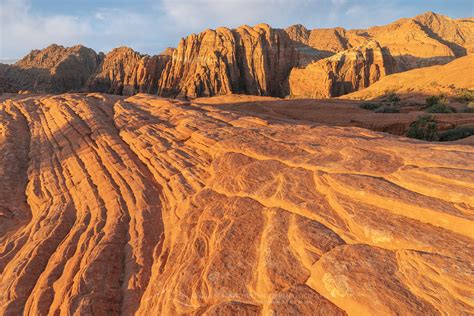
[0,93,473,315]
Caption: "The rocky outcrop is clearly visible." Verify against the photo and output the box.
[0,45,173,96]
[0,44,102,92]
[157,24,316,98]
[286,25,352,55]
[1,93,473,315]
[289,41,395,98]
[287,12,474,72]
[0,12,472,98]
[87,47,172,95]
[343,54,474,100]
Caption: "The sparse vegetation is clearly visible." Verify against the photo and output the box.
[425,94,455,113]
[375,106,400,113]
[426,103,454,113]
[359,93,402,113]
[406,115,439,141]
[438,127,474,141]
[386,92,401,105]
[406,115,473,142]
[426,95,446,107]
[359,102,381,110]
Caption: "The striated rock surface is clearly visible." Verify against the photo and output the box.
[289,41,395,98]
[0,93,473,315]
[87,47,172,96]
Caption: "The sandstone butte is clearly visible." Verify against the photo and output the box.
[1,11,473,99]
[0,91,473,315]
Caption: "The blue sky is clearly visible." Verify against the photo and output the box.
[1,0,473,61]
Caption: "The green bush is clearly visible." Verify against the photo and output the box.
[375,106,400,113]
[406,115,439,141]
[426,103,454,113]
[426,95,446,107]
[359,102,381,110]
[386,92,401,104]
[438,127,474,141]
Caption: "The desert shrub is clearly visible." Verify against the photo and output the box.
[426,95,446,107]
[359,102,380,110]
[438,127,474,141]
[454,89,474,103]
[386,92,401,104]
[375,106,400,113]
[426,103,454,113]
[425,94,455,113]
[406,115,439,141]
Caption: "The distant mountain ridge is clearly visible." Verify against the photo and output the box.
[0,11,473,98]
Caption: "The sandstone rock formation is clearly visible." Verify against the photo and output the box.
[87,47,172,96]
[286,25,357,55]
[287,12,474,72]
[0,44,102,93]
[343,54,474,100]
[156,24,311,98]
[0,93,473,315]
[287,12,474,99]
[0,11,472,98]
[289,41,395,98]
[0,45,172,96]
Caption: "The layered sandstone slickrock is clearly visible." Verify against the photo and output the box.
[0,93,473,315]
[1,12,472,99]
[289,41,395,98]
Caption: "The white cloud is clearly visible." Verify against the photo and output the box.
[0,0,170,59]
[0,0,92,58]
[160,0,308,29]
[0,0,444,60]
